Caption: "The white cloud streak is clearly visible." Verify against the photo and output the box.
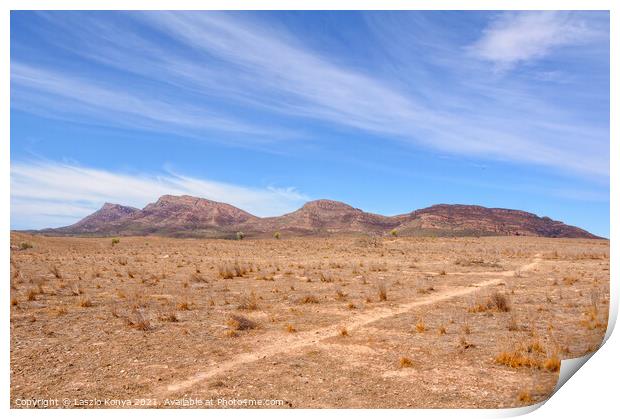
[10,63,295,143]
[467,11,604,69]
[11,11,609,178]
[11,161,309,229]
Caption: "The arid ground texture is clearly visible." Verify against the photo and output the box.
[10,233,609,408]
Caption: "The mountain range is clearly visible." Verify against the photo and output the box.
[34,195,599,239]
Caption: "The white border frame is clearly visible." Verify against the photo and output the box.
[2,1,616,418]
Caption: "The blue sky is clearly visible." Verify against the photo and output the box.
[10,11,610,237]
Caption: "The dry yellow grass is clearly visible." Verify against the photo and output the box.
[9,233,608,409]
[415,319,426,333]
[518,390,533,404]
[399,357,414,368]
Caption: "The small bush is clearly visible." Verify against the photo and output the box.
[469,291,510,313]
[111,238,120,246]
[236,231,245,240]
[274,232,281,239]
[19,242,33,250]
[227,314,257,331]
[490,292,510,312]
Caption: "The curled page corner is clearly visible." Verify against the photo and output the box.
[498,294,616,417]
[499,401,547,417]
[553,353,595,393]
[494,352,601,418]
[549,293,616,398]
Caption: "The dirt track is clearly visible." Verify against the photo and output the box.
[10,234,609,408]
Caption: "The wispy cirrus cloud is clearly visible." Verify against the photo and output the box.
[10,63,296,145]
[11,11,609,178]
[10,160,309,229]
[467,11,605,69]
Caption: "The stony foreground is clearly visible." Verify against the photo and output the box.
[10,233,609,408]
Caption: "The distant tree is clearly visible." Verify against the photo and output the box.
[390,229,398,237]
[236,231,245,240]
[274,231,281,239]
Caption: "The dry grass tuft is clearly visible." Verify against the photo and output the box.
[507,315,520,331]
[49,265,62,279]
[218,261,250,279]
[399,357,413,368]
[126,309,152,331]
[377,282,387,301]
[319,271,334,283]
[495,350,541,369]
[177,300,192,311]
[415,319,426,333]
[459,336,476,349]
[54,306,68,316]
[70,282,82,296]
[518,390,533,404]
[227,314,258,331]
[297,295,319,304]
[79,297,93,307]
[191,272,208,283]
[469,291,510,313]
[339,327,349,337]
[158,308,179,322]
[562,276,578,285]
[543,354,561,372]
[225,330,239,338]
[27,288,38,301]
[237,291,259,311]
[335,288,347,301]
[285,324,297,333]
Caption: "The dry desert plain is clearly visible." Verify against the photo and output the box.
[10,233,609,408]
